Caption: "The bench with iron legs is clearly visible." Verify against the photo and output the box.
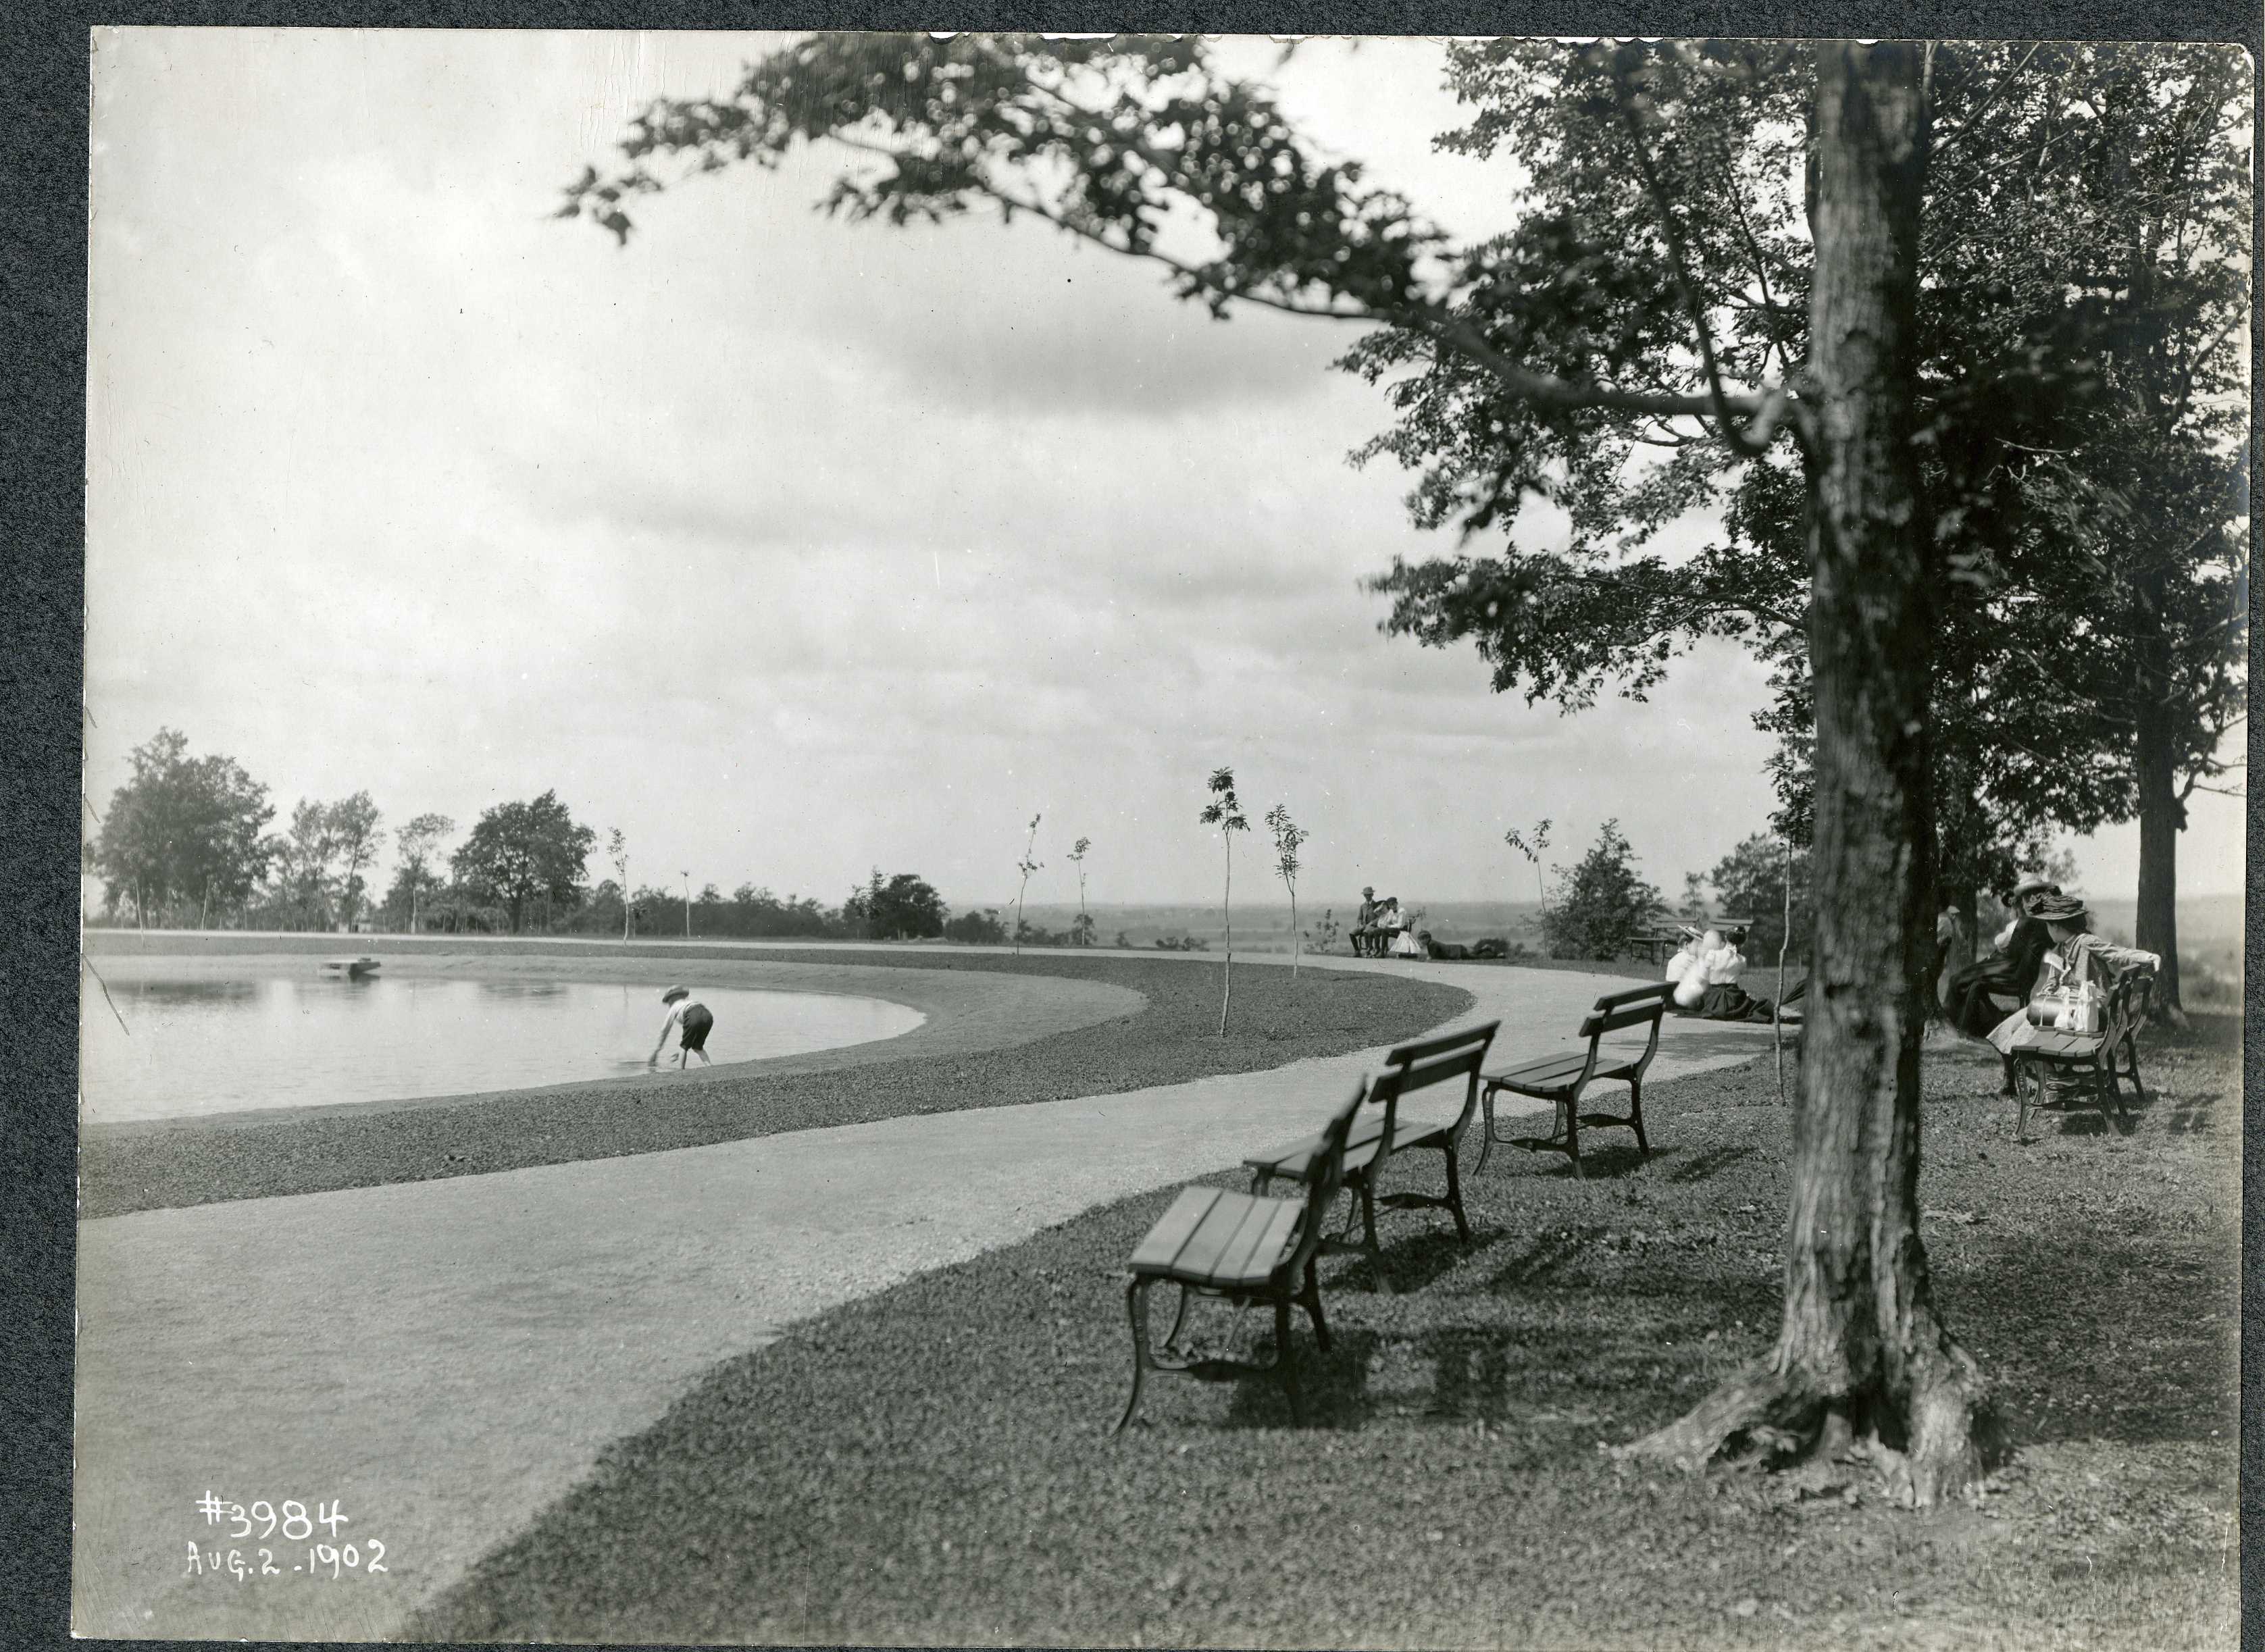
[2009,969,2154,1141]
[1241,1022,1500,1294]
[1116,1080,1367,1432]
[1476,982,1674,1176]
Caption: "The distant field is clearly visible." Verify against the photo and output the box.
[1002,900,1549,955]
[992,892,2246,984]
[2082,892,2245,952]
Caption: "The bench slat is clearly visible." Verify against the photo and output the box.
[1219,1199,1304,1287]
[1171,1191,1276,1281]
[1249,1115,1443,1183]
[1577,985,1674,1039]
[1485,1054,1589,1091]
[1129,1189,1306,1287]
[1382,1020,1500,1070]
[1129,1187,1225,1272]
[1591,1004,1670,1035]
[1392,1051,1485,1097]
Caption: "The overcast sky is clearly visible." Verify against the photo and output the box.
[84,30,2245,913]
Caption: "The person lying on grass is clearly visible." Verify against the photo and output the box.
[648,985,714,1070]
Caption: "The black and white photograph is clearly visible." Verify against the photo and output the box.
[66,26,2249,1647]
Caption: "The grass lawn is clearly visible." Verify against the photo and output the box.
[82,953,1469,1216]
[409,1014,2240,1649]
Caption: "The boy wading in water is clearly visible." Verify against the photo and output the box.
[649,985,714,1069]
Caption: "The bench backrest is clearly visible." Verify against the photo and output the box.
[1369,1020,1501,1145]
[1578,981,1677,1038]
[2103,968,2154,1048]
[1275,1080,1371,1289]
[1568,981,1674,1087]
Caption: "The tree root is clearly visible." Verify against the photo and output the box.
[1617,1353,2000,1508]
[1616,1360,1824,1476]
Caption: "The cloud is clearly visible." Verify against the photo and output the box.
[84,30,1808,907]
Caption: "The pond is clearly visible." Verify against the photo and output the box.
[80,973,926,1125]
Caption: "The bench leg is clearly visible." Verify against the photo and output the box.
[1115,1276,1154,1435]
[1477,1086,1498,1175]
[1165,1283,1196,1353]
[1358,1173,1392,1294]
[1627,1076,1650,1159]
[2013,1061,2043,1142]
[1440,1141,1471,1243]
[2121,1035,2148,1106]
[1300,1257,1330,1353]
[1274,1297,1303,1424]
[2097,1060,2129,1133]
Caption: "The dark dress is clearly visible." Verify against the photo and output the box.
[1945,918,2052,1039]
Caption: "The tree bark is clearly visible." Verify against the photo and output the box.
[1629,43,1991,1507]
[2131,565,2187,1016]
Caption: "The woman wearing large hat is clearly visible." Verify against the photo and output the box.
[1945,877,2063,1049]
[1982,894,2160,1063]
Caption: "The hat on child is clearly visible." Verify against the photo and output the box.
[661,985,690,1004]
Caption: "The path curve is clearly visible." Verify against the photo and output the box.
[72,954,1774,1641]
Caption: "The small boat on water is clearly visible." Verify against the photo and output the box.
[321,956,382,980]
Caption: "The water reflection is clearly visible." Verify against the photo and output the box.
[82,975,923,1125]
[116,980,261,1008]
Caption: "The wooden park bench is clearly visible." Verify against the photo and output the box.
[1475,982,1675,1176]
[2008,969,2156,1141]
[1633,930,1689,969]
[1633,918,1758,969]
[1116,1080,1367,1432]
[1242,1022,1500,1294]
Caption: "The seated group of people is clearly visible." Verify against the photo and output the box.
[1944,876,2160,1094]
[1663,927,1781,1023]
[1351,887,1424,958]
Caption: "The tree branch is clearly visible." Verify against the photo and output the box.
[825,124,1805,431]
[1607,55,1801,459]
[1929,43,2042,170]
[1710,151,1798,381]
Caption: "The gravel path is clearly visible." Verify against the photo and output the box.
[72,952,1773,1641]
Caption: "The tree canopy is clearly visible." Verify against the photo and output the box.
[861,870,942,933]
[449,791,596,933]
[1353,42,2246,948]
[1542,819,1664,959]
[91,727,275,924]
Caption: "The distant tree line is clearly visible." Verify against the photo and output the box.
[85,729,967,943]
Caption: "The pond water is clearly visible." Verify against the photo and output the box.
[80,973,926,1125]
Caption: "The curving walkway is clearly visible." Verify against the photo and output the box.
[72,954,1774,1641]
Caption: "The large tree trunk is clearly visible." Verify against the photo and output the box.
[2131,568,2187,1018]
[1630,43,1989,1507]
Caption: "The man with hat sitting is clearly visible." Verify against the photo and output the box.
[1352,887,1383,957]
